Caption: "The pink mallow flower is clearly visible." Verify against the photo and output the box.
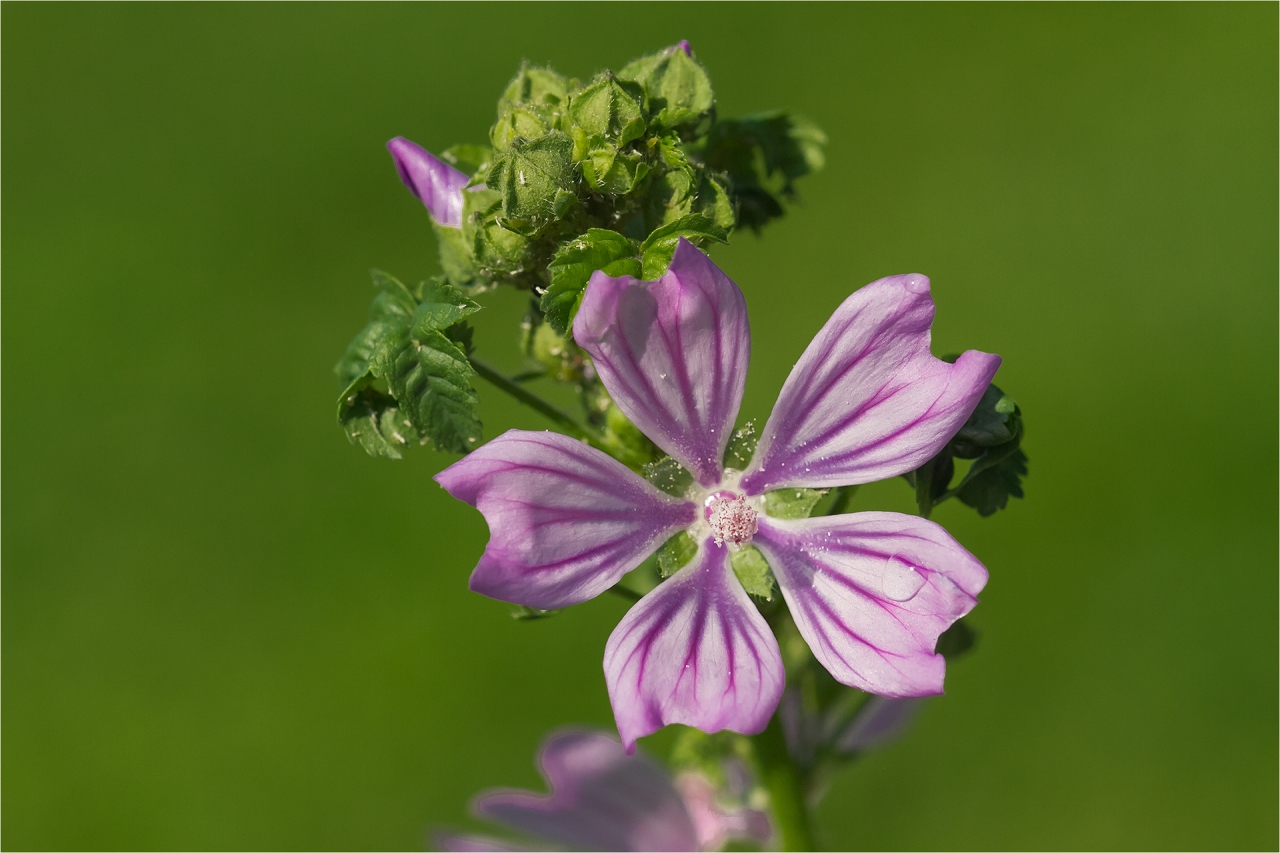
[387,136,471,228]
[436,240,999,749]
[436,730,770,852]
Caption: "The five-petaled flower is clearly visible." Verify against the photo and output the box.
[436,239,1000,750]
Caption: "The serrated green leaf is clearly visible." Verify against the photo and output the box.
[643,455,694,497]
[956,446,1028,517]
[951,383,1019,456]
[730,545,775,600]
[722,420,758,469]
[541,229,641,334]
[411,279,481,333]
[334,270,418,386]
[337,381,421,460]
[764,487,827,520]
[374,326,483,455]
[656,531,698,577]
[639,214,728,279]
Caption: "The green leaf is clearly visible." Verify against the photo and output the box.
[541,228,641,334]
[374,325,482,455]
[722,420,759,469]
[639,214,728,279]
[432,221,481,292]
[730,545,775,600]
[337,382,420,460]
[955,445,1028,517]
[335,272,484,458]
[568,75,646,146]
[489,132,577,234]
[334,269,418,386]
[412,278,481,332]
[696,111,827,230]
[656,531,698,578]
[764,487,827,520]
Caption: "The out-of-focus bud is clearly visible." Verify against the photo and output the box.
[675,39,692,56]
[386,136,470,227]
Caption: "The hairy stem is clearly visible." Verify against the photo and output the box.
[753,714,818,852]
[469,358,603,444]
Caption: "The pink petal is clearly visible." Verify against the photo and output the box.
[604,538,785,750]
[435,430,697,610]
[739,274,1000,495]
[574,239,750,488]
[473,731,700,852]
[752,513,987,697]
[387,136,471,227]
[836,696,925,753]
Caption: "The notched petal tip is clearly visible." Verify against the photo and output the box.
[742,272,1001,493]
[754,513,986,698]
[436,430,696,610]
[604,540,785,750]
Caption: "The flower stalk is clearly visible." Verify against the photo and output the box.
[468,357,605,447]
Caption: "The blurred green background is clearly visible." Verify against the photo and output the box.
[3,3,1276,850]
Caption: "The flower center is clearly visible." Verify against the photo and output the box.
[704,491,758,546]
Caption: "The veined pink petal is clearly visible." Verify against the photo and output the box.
[753,512,987,697]
[739,274,1000,495]
[574,239,750,488]
[434,430,696,610]
[473,731,699,852]
[604,538,785,750]
[387,136,470,228]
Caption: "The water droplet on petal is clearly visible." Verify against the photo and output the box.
[882,555,926,602]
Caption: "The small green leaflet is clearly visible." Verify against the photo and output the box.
[639,214,729,279]
[722,420,758,469]
[336,272,484,458]
[643,455,694,497]
[541,229,641,334]
[764,487,827,519]
[656,531,697,577]
[730,545,775,600]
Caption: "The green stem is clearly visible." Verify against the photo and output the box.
[753,713,817,851]
[470,358,602,444]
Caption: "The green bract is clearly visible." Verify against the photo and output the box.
[337,44,826,459]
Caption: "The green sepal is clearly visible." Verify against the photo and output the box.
[643,455,694,497]
[600,403,658,470]
[432,221,482,292]
[510,605,559,621]
[656,531,698,578]
[639,213,728,279]
[542,228,642,334]
[730,545,775,600]
[568,75,646,147]
[488,132,577,235]
[440,144,493,178]
[722,420,758,470]
[581,143,650,196]
[764,487,827,519]
[619,47,713,130]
